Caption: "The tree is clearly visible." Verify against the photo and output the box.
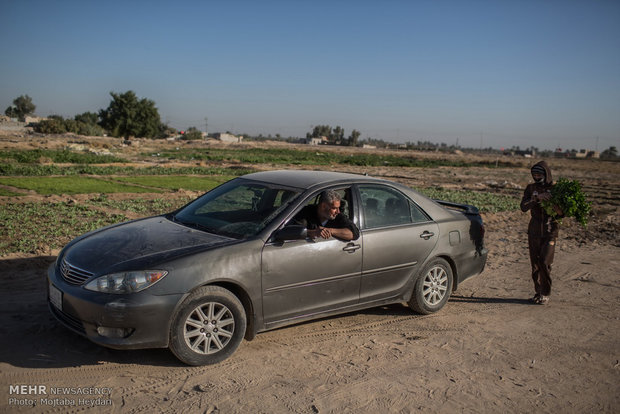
[98,91,162,138]
[601,146,618,159]
[4,94,36,121]
[332,126,345,144]
[310,125,332,139]
[348,129,361,147]
[4,106,18,118]
[307,124,361,145]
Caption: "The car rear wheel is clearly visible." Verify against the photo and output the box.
[408,258,453,315]
[170,286,246,366]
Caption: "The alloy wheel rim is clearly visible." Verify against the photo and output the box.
[183,302,235,355]
[422,266,448,306]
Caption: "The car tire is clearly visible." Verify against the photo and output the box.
[170,286,246,366]
[408,258,453,315]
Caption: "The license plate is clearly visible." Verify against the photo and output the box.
[49,283,62,311]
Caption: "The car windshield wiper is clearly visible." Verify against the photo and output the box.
[169,215,222,235]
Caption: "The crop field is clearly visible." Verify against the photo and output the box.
[0,135,616,255]
[148,147,518,168]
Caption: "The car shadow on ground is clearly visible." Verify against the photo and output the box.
[0,256,181,369]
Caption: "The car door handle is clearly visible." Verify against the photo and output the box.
[420,231,435,240]
[342,243,361,253]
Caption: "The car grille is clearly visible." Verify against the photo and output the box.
[49,304,86,334]
[60,259,94,286]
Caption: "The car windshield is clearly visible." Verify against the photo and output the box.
[172,178,302,239]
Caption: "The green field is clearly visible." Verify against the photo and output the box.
[0,149,126,164]
[417,188,520,213]
[0,176,159,195]
[0,187,23,196]
[115,175,233,191]
[149,147,517,168]
[0,146,523,255]
[0,201,128,254]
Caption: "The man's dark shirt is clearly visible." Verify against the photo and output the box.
[294,204,360,240]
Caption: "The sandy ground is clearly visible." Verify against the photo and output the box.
[0,133,619,413]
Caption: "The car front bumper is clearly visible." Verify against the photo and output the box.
[47,263,183,350]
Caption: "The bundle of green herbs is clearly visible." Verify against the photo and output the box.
[542,177,591,227]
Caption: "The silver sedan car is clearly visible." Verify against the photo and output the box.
[48,170,487,365]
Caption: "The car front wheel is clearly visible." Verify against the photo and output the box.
[408,258,453,315]
[170,286,246,366]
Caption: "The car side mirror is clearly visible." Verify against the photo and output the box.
[273,225,307,241]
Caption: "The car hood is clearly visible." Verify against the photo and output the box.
[63,216,236,274]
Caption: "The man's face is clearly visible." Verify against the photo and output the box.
[532,172,545,183]
[318,200,340,221]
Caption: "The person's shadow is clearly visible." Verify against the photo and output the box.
[449,294,531,305]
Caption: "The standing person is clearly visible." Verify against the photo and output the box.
[520,161,562,305]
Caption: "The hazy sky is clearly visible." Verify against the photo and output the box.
[1,0,619,151]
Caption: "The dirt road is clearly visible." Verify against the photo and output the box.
[1,210,618,413]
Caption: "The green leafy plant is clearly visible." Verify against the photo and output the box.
[541,177,591,227]
[418,188,520,213]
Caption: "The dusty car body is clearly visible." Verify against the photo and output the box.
[48,170,487,365]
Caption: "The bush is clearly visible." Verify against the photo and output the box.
[181,127,203,140]
[74,111,99,125]
[32,116,104,136]
[75,122,105,136]
[33,118,67,134]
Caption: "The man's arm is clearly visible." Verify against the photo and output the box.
[326,214,359,241]
[520,186,535,212]
[307,226,355,240]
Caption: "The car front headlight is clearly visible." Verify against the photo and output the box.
[84,270,168,294]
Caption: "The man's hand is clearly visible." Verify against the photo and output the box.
[532,191,551,203]
[307,227,332,239]
[538,192,551,201]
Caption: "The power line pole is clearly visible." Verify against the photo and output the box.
[204,117,208,135]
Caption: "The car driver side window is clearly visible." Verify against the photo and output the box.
[360,186,427,229]
[303,187,353,220]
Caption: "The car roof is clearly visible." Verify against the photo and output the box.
[241,169,456,222]
[241,170,384,189]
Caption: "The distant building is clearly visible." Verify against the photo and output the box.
[503,149,535,157]
[25,116,44,124]
[213,133,243,143]
[575,149,600,159]
[304,136,328,145]
[575,149,588,158]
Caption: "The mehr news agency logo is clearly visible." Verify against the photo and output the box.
[8,384,113,408]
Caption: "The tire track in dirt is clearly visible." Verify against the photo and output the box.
[16,300,509,413]
[262,300,505,348]
[22,359,249,414]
